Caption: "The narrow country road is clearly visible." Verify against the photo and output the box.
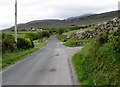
[2,36,81,85]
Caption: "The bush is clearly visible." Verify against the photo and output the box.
[38,31,42,39]
[49,28,57,34]
[17,38,34,49]
[38,30,50,38]
[96,30,109,45]
[25,32,39,41]
[109,34,120,52]
[58,29,64,35]
[2,33,15,52]
[42,30,50,38]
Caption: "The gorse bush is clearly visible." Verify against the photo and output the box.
[17,38,34,49]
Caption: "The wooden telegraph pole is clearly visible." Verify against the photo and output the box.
[15,0,17,44]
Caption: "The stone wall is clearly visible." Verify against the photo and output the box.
[95,17,119,35]
[67,17,119,39]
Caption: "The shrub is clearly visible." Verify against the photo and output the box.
[42,30,50,38]
[38,30,50,38]
[58,29,64,35]
[25,32,39,41]
[38,31,42,39]
[96,30,109,44]
[109,33,120,52]
[2,33,15,52]
[49,28,57,34]
[17,38,34,49]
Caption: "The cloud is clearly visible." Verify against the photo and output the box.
[0,0,119,29]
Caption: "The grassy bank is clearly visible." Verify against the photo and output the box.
[64,38,90,47]
[57,34,90,47]
[1,38,50,69]
[72,40,120,85]
[56,34,67,42]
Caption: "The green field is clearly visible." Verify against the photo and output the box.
[12,31,37,38]
[63,28,94,36]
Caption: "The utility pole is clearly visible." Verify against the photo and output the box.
[15,0,17,44]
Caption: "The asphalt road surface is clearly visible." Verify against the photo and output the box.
[2,36,81,85]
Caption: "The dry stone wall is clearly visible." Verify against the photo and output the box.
[65,17,119,39]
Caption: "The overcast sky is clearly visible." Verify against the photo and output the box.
[0,0,119,30]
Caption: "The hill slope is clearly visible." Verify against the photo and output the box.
[5,10,119,31]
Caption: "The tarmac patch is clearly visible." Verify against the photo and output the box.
[55,54,59,56]
[50,68,56,72]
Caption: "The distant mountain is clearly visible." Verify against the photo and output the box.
[65,13,95,20]
[4,10,119,31]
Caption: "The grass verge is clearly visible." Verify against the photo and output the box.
[1,38,50,69]
[64,38,90,47]
[72,40,120,85]
[56,34,67,42]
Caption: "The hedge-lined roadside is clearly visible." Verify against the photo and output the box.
[72,39,120,85]
[72,24,120,85]
[2,30,50,53]
[1,38,50,69]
